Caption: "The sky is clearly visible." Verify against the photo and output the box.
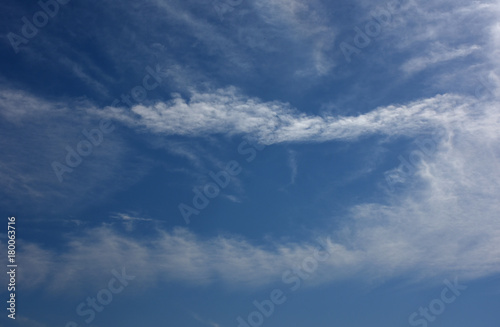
[0,0,500,326]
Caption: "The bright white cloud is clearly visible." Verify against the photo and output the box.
[99,86,483,145]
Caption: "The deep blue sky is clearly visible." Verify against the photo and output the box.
[1,0,500,326]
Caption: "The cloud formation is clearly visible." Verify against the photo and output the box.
[100,86,481,145]
[3,0,500,302]
[9,91,500,293]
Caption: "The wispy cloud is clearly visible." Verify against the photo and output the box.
[3,0,500,306]
[111,212,153,222]
[0,88,152,212]
[99,87,488,145]
[15,316,47,327]
[190,312,222,327]
[111,212,156,231]
[401,43,480,75]
[10,96,500,292]
[287,149,298,185]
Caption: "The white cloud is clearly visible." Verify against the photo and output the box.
[10,227,336,292]
[99,86,484,145]
[111,212,153,222]
[4,0,500,297]
[401,43,480,75]
[2,75,499,292]
[0,88,67,123]
[353,0,499,94]
[111,212,156,231]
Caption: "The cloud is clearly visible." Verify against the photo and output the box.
[400,43,480,75]
[0,88,66,123]
[190,312,222,327]
[3,0,500,300]
[251,0,338,76]
[0,88,152,213]
[99,86,485,145]
[287,149,298,185]
[111,212,156,231]
[15,316,47,327]
[12,226,339,292]
[111,212,153,222]
[224,194,242,203]
[11,89,500,293]
[352,116,500,282]
[146,0,337,77]
[350,0,499,95]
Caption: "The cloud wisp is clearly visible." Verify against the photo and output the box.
[99,86,485,145]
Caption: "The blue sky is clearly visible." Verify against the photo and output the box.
[1,0,500,326]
